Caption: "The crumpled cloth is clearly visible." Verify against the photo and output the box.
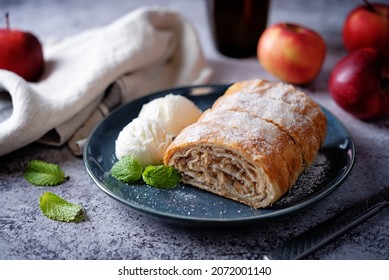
[0,6,212,156]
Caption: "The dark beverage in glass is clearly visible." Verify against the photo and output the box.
[207,0,270,58]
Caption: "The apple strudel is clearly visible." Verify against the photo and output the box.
[163,79,327,208]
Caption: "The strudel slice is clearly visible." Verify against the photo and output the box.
[164,79,327,208]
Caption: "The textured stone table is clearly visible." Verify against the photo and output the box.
[0,0,388,260]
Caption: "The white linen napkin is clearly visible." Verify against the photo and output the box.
[0,6,212,156]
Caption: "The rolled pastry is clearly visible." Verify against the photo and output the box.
[164,79,327,208]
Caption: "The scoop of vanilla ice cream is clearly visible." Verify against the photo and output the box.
[115,118,172,167]
[138,94,202,136]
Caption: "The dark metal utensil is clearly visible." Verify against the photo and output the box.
[263,187,389,260]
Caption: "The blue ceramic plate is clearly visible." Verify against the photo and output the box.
[84,85,355,226]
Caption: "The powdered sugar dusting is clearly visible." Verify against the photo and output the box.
[272,152,330,208]
[226,79,327,143]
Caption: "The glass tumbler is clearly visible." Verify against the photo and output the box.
[207,0,270,58]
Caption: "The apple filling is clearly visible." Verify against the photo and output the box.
[172,144,270,206]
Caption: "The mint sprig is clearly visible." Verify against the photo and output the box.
[39,192,84,223]
[24,160,69,186]
[110,157,181,189]
[142,165,181,189]
[110,156,143,183]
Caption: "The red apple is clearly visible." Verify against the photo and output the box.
[343,2,389,57]
[0,13,44,82]
[329,48,389,119]
[257,22,326,85]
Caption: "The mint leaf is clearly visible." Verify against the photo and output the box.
[24,160,69,186]
[39,192,84,222]
[142,165,181,189]
[110,156,143,183]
